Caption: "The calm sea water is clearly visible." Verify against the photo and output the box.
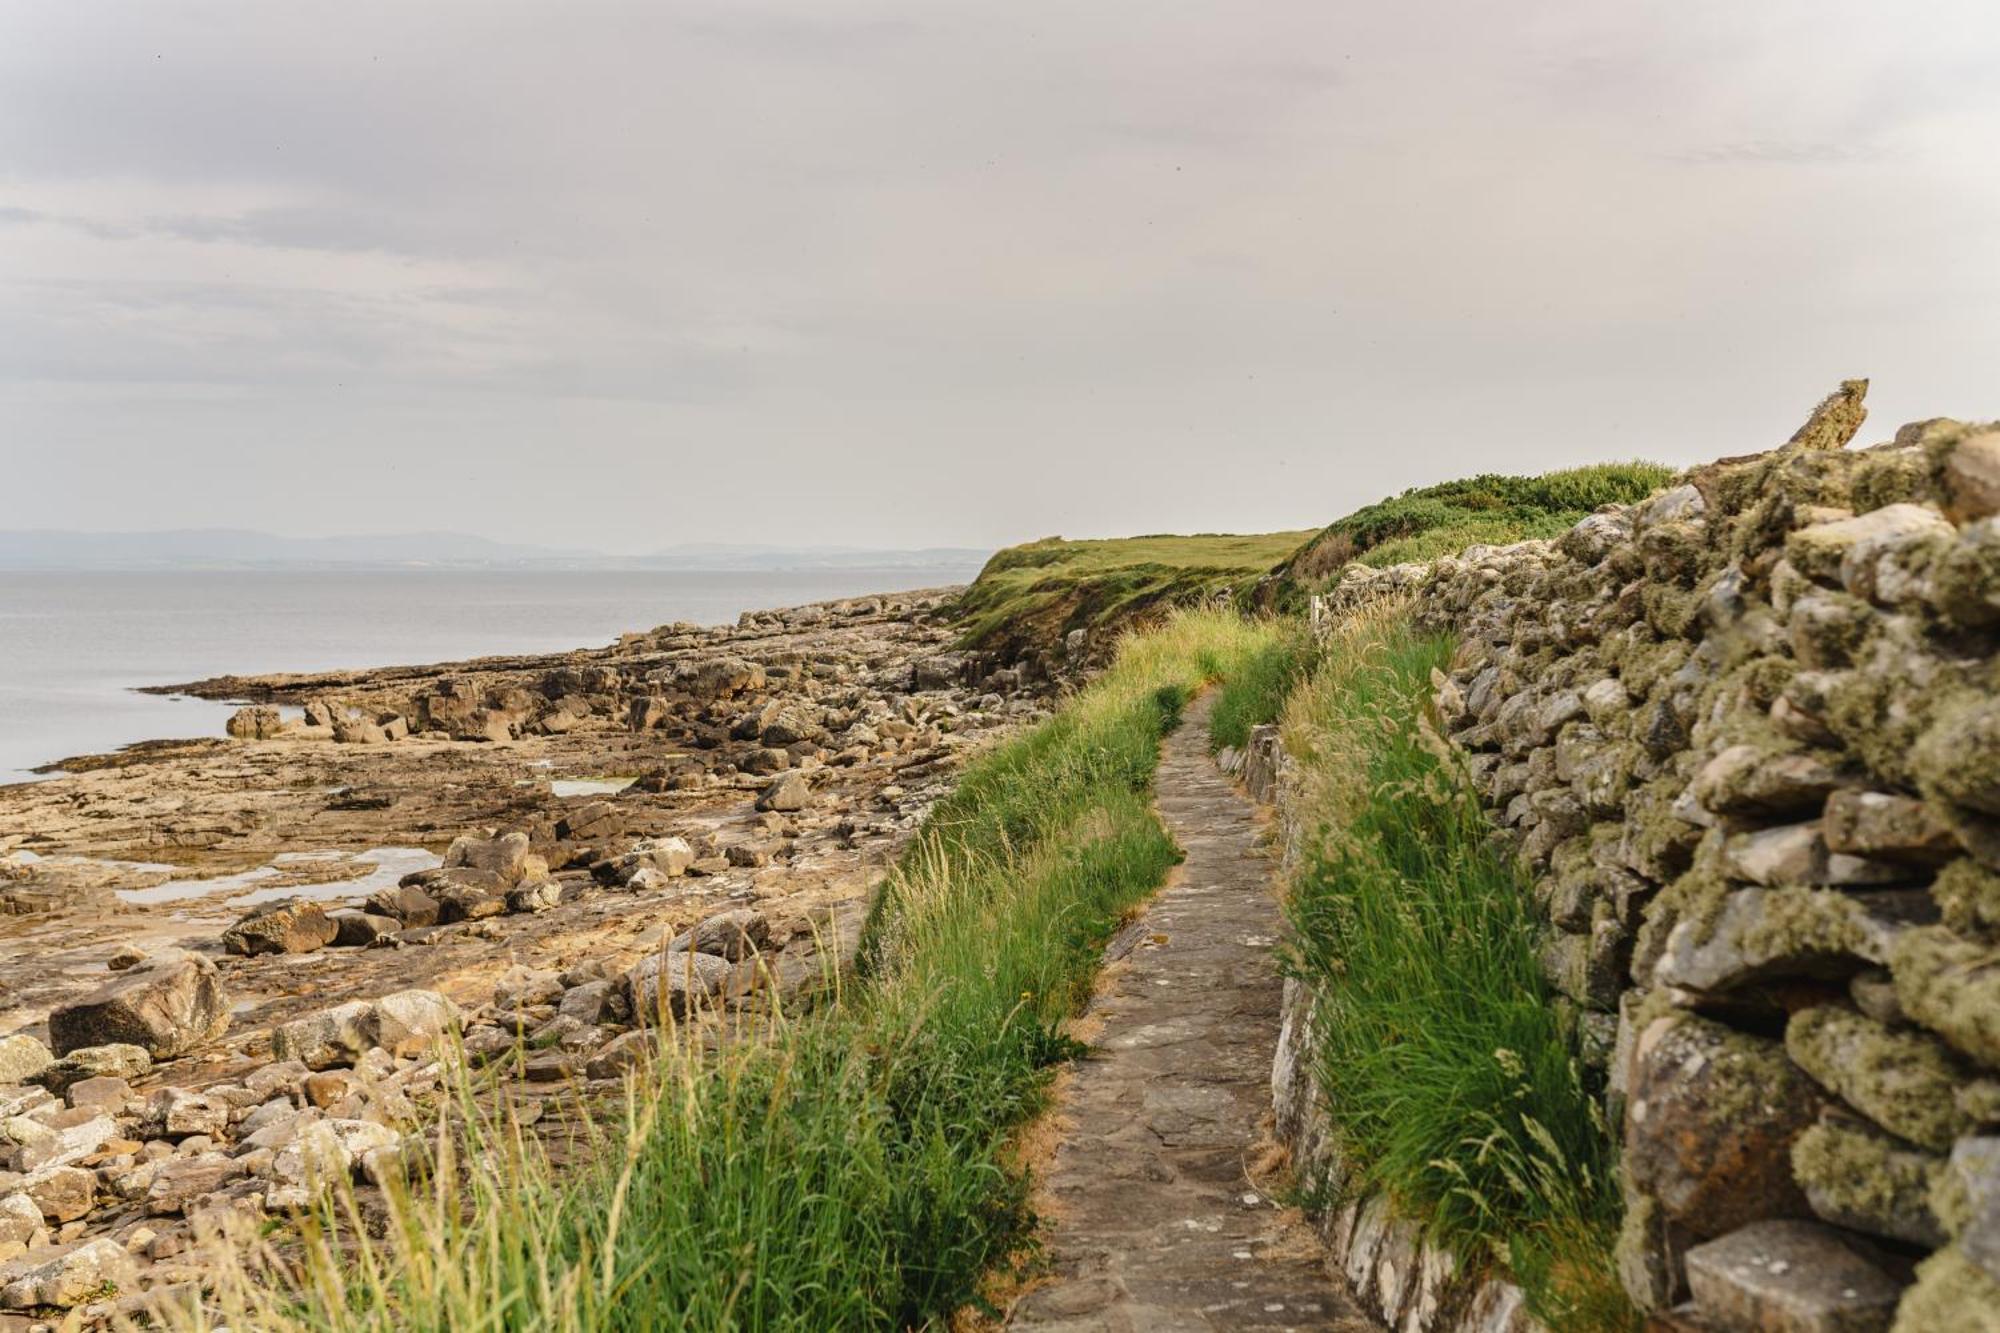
[0,568,979,781]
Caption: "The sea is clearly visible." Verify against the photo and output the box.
[0,567,982,783]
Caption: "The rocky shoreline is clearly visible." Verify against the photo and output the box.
[0,586,1051,1327]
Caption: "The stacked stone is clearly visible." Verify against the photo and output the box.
[1321,387,2000,1329]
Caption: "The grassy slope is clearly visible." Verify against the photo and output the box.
[950,531,1314,657]
[1275,603,1631,1332]
[953,464,1669,660]
[198,611,1290,1333]
[1281,462,1674,583]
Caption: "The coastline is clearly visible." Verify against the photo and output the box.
[0,581,1048,1318]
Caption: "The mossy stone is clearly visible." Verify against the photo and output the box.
[1786,1006,1973,1151]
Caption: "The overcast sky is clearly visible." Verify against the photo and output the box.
[4,2,1998,553]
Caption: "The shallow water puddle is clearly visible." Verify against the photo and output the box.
[115,846,441,907]
[550,777,635,797]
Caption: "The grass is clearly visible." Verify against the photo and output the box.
[184,610,1291,1333]
[1281,462,1673,582]
[1278,602,1633,1332]
[1205,620,1311,754]
[949,531,1314,658]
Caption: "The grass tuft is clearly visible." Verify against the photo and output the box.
[1279,602,1634,1332]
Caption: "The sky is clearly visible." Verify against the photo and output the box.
[3,1,1999,554]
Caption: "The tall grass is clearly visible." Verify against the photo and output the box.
[1280,603,1632,1332]
[181,610,1289,1333]
[1205,620,1310,753]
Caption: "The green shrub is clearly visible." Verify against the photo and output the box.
[1280,603,1632,1331]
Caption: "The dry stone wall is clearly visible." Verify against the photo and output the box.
[1310,389,2000,1330]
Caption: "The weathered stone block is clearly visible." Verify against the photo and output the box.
[1788,1006,1973,1151]
[45,949,228,1059]
[1683,1219,1903,1333]
[1625,1014,1825,1236]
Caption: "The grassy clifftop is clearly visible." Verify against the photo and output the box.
[1279,461,1674,582]
[952,462,1671,659]
[950,531,1314,657]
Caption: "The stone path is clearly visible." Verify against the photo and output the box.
[1008,695,1378,1332]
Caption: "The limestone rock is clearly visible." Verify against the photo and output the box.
[1625,1014,1825,1236]
[366,882,441,927]
[225,705,285,740]
[626,950,733,1022]
[0,1035,53,1086]
[1943,429,2000,523]
[223,898,339,955]
[1787,1006,1972,1151]
[670,908,769,962]
[45,949,228,1059]
[1791,1118,1946,1248]
[445,829,532,884]
[0,1237,135,1310]
[1682,1220,1902,1333]
[32,1043,151,1097]
[755,771,810,813]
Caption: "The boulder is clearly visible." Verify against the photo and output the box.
[444,830,532,884]
[670,908,769,962]
[506,879,562,914]
[625,950,733,1022]
[366,883,440,927]
[33,1043,151,1097]
[330,910,401,947]
[270,990,460,1070]
[755,772,810,813]
[45,950,228,1059]
[1624,1014,1825,1237]
[223,898,339,955]
[0,1237,135,1310]
[0,1034,53,1086]
[144,1086,230,1140]
[225,705,285,740]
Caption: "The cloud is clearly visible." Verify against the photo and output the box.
[1,1,1998,552]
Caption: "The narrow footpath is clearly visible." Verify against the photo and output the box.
[1008,694,1378,1332]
